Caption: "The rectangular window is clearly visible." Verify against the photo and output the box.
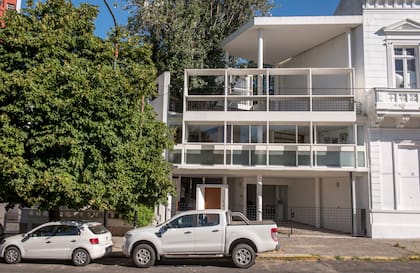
[316,125,354,144]
[394,47,418,88]
[187,125,224,143]
[231,124,266,143]
[7,3,15,9]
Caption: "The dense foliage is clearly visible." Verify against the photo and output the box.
[0,0,174,219]
[128,0,274,95]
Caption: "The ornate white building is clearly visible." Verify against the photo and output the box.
[153,0,420,238]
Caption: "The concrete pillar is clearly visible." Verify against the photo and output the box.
[351,172,357,236]
[346,30,352,68]
[242,180,247,215]
[258,30,264,69]
[256,175,263,221]
[224,50,230,68]
[315,178,321,228]
[166,194,172,221]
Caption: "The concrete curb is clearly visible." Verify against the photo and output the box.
[257,254,420,262]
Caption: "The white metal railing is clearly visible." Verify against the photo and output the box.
[184,68,355,113]
[168,143,366,169]
[372,88,420,113]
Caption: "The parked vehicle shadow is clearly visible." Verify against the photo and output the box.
[98,256,236,268]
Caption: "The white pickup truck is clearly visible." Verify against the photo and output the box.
[122,209,279,269]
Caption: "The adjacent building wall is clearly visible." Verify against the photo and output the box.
[369,128,420,238]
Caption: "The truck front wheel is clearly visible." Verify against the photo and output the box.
[231,243,256,269]
[132,244,156,268]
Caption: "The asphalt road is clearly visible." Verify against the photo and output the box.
[1,258,420,273]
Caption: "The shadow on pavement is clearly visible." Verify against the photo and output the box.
[99,256,236,268]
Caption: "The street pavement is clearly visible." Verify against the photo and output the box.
[111,233,420,261]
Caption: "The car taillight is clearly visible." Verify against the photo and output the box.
[89,238,99,245]
[271,228,278,242]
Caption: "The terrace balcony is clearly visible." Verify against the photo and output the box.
[368,88,420,127]
[183,68,357,123]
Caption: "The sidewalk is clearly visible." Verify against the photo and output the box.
[111,234,420,261]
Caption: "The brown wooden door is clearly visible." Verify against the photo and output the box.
[205,188,221,209]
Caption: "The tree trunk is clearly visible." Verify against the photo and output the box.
[48,208,61,222]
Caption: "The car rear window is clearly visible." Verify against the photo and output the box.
[88,224,109,234]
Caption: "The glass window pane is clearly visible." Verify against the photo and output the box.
[298,151,311,166]
[251,125,266,143]
[199,214,220,226]
[408,59,417,88]
[233,150,250,165]
[187,125,224,143]
[269,125,296,143]
[297,126,310,144]
[269,151,296,166]
[316,126,354,144]
[394,48,403,55]
[233,125,249,143]
[357,126,364,146]
[251,150,267,165]
[56,225,80,236]
[406,48,415,56]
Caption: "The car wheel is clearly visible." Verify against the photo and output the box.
[4,246,21,264]
[232,243,256,269]
[72,248,91,266]
[132,244,156,268]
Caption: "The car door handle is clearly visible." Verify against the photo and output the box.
[212,230,219,233]
[45,241,51,244]
[184,231,192,234]
[70,240,76,242]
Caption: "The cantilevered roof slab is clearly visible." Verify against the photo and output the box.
[221,16,362,66]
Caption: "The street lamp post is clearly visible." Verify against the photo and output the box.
[103,0,118,70]
[102,0,118,228]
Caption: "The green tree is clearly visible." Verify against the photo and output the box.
[127,0,274,95]
[0,0,174,221]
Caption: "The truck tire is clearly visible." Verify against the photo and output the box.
[4,246,21,264]
[231,243,256,269]
[132,244,156,268]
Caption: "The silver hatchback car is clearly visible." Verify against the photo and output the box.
[0,221,113,266]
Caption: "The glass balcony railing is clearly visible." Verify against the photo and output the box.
[184,68,355,113]
[170,144,367,169]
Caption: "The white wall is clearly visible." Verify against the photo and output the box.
[282,33,348,68]
[369,128,420,238]
[362,10,420,90]
[150,72,170,123]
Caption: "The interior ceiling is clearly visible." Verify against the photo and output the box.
[223,17,362,66]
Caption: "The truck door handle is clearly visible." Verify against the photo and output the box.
[212,230,219,233]
[184,231,192,234]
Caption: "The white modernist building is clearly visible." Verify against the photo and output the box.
[153,0,420,238]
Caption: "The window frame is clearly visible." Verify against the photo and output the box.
[393,46,419,88]
[387,42,420,89]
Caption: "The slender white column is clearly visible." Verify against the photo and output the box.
[225,50,230,68]
[166,194,172,221]
[256,175,263,221]
[351,173,357,236]
[258,30,264,69]
[242,180,247,215]
[346,30,352,68]
[315,178,321,228]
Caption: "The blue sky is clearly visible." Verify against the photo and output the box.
[23,0,341,38]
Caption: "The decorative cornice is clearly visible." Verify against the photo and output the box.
[364,0,420,9]
[383,19,420,35]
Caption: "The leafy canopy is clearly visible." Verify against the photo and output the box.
[0,0,174,216]
[127,0,274,95]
